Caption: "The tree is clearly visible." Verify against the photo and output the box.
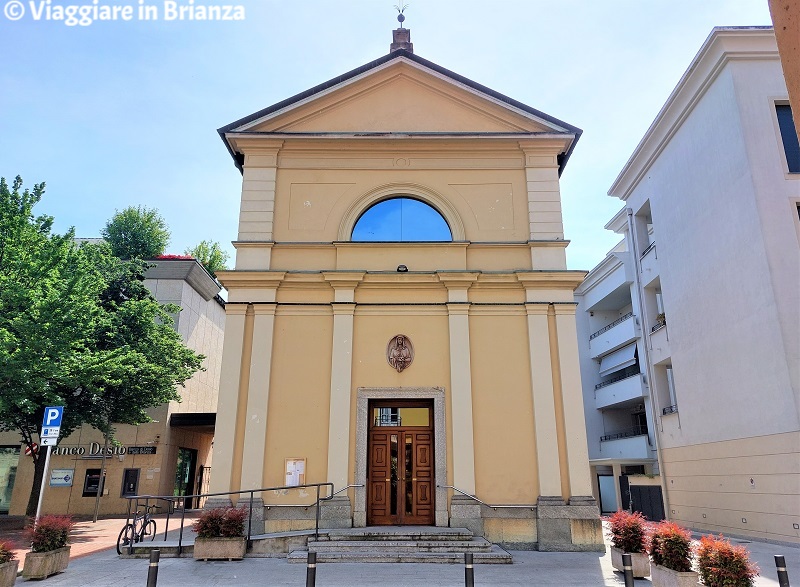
[185,240,229,278]
[0,179,203,515]
[0,176,103,514]
[101,205,170,260]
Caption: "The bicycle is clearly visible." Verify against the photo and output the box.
[116,504,160,554]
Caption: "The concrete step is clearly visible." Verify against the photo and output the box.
[308,538,494,553]
[317,527,474,542]
[287,545,513,564]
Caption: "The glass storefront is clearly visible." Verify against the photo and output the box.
[0,447,20,514]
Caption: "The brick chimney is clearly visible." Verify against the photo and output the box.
[391,28,413,53]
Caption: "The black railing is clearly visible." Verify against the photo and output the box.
[589,312,634,340]
[651,320,666,333]
[123,481,341,556]
[600,425,648,442]
[640,241,656,259]
[595,372,640,390]
[662,404,678,415]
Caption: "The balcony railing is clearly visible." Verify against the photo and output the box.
[590,312,634,341]
[600,424,649,442]
[595,372,640,391]
[640,241,656,259]
[662,404,678,415]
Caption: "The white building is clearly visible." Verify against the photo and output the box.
[575,27,800,544]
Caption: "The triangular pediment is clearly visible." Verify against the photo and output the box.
[228,56,571,135]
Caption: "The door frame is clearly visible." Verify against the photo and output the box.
[354,387,447,527]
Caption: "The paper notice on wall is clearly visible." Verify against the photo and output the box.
[285,458,306,487]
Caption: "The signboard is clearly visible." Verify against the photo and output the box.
[285,458,306,487]
[40,406,64,446]
[50,469,74,487]
[126,446,158,455]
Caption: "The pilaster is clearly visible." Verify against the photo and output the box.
[323,273,364,493]
[524,303,563,499]
[237,141,283,242]
[439,273,479,495]
[239,303,278,493]
[208,304,250,495]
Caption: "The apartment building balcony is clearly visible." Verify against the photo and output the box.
[594,373,647,410]
[639,242,659,287]
[589,312,637,359]
[599,426,650,459]
[649,321,671,365]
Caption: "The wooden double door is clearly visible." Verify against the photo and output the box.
[367,401,434,525]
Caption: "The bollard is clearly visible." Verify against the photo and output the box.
[621,553,634,587]
[776,555,791,587]
[146,549,160,587]
[465,552,474,587]
[306,551,317,587]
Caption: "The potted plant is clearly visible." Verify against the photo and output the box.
[0,540,18,587]
[696,534,759,587]
[22,515,74,579]
[648,521,697,587]
[193,507,248,561]
[607,510,650,578]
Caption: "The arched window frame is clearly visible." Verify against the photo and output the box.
[339,184,466,242]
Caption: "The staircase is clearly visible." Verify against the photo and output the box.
[286,526,512,564]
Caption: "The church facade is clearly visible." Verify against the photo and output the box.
[210,29,603,551]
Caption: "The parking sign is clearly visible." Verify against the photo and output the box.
[42,407,64,428]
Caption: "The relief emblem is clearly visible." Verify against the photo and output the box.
[387,334,414,372]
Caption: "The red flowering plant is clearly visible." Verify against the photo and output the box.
[608,510,648,553]
[24,515,74,552]
[193,507,247,538]
[696,534,758,587]
[648,520,693,572]
[0,540,16,564]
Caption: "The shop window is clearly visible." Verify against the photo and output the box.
[82,468,105,498]
[352,197,452,241]
[0,446,20,514]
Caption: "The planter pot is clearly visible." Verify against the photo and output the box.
[22,545,71,579]
[651,562,699,587]
[193,537,247,561]
[611,546,650,578]
[0,559,19,587]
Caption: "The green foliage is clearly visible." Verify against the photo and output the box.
[102,205,170,260]
[25,515,73,552]
[185,240,229,278]
[0,540,16,564]
[193,508,247,538]
[696,535,758,587]
[648,520,693,572]
[0,177,203,514]
[0,175,101,443]
[608,510,647,553]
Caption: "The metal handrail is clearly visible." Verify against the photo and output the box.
[594,371,640,390]
[662,404,678,415]
[600,425,649,442]
[263,483,364,507]
[438,484,535,510]
[589,312,634,340]
[640,241,656,259]
[124,481,337,556]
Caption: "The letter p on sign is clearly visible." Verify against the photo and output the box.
[43,406,64,428]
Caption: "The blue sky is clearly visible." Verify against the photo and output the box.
[0,0,772,270]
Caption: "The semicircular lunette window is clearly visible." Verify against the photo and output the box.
[351,197,452,242]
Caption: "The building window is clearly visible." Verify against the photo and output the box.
[776,104,800,173]
[352,197,452,242]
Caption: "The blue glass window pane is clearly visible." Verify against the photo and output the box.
[351,198,452,241]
